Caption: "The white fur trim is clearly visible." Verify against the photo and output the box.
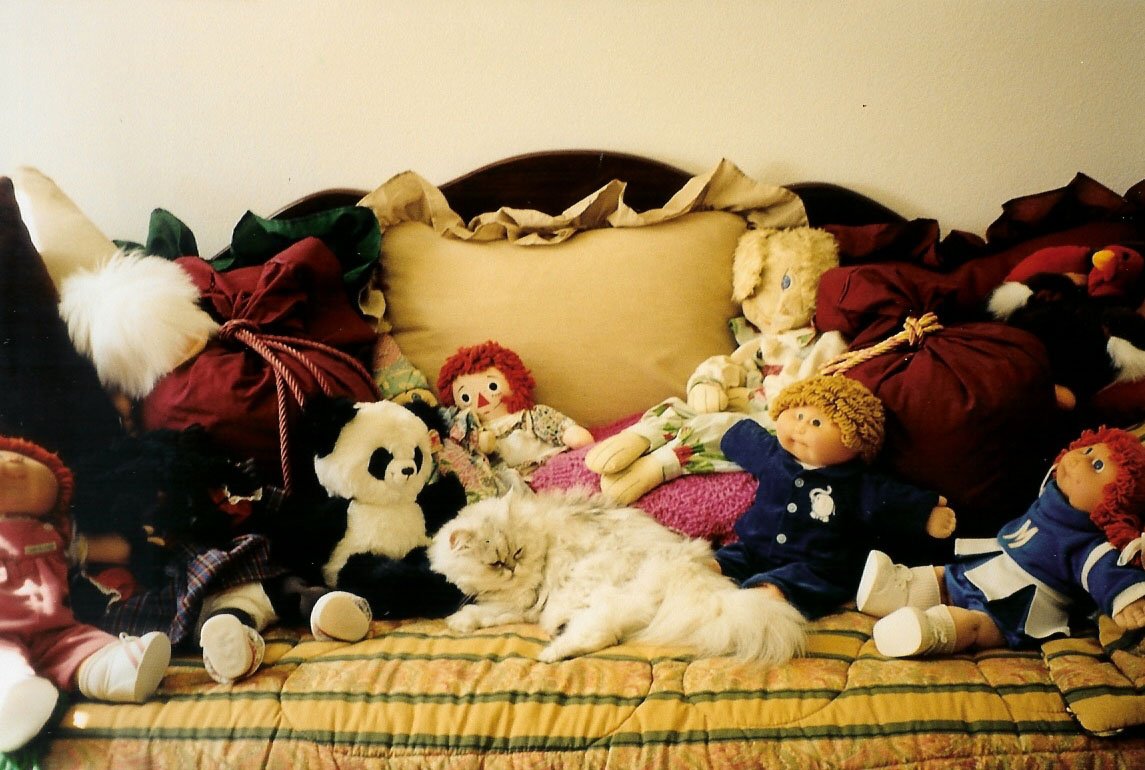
[986,282,1033,320]
[1107,336,1145,383]
[57,250,218,398]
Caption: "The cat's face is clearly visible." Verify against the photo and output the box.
[429,495,540,598]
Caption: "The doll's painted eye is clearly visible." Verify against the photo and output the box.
[1092,459,1105,471]
[460,393,471,404]
[810,418,822,427]
[488,382,499,392]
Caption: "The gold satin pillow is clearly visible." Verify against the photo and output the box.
[380,212,746,426]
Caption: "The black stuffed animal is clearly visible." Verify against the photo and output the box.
[988,272,1145,410]
[271,395,468,619]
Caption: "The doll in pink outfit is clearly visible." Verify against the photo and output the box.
[0,436,170,753]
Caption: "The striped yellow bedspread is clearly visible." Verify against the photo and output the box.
[43,611,1145,770]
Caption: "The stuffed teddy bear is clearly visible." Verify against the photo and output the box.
[268,396,470,620]
[711,375,956,621]
[986,246,1145,411]
[0,436,171,753]
[856,426,1145,658]
[585,226,848,504]
[436,341,593,478]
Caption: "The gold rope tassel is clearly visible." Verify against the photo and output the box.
[818,312,943,376]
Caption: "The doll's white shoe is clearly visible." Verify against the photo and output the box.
[200,614,265,684]
[584,432,650,475]
[77,631,171,702]
[310,590,372,642]
[873,605,958,658]
[855,550,941,618]
[0,676,59,752]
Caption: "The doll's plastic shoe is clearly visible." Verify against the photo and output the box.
[873,605,958,658]
[200,614,265,684]
[310,590,372,642]
[77,631,171,702]
[855,550,941,618]
[0,676,59,752]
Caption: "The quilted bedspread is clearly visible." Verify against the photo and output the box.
[39,611,1145,770]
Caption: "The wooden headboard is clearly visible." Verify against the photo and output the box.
[269,150,907,227]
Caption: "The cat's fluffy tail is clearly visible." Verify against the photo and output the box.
[637,569,807,666]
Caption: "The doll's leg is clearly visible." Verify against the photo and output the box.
[309,591,372,642]
[75,631,171,702]
[872,604,1003,658]
[598,412,747,504]
[855,550,944,618]
[586,398,691,474]
[197,582,277,684]
[585,431,651,475]
[599,445,680,504]
[0,641,59,752]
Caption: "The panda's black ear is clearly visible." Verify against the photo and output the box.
[402,399,449,436]
[301,395,360,458]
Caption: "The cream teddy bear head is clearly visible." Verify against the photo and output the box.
[731,227,839,334]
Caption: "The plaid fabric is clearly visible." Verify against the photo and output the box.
[92,533,285,645]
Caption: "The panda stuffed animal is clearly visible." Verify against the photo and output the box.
[271,396,468,620]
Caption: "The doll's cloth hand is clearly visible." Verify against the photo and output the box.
[724,387,751,413]
[687,382,728,413]
[925,502,956,539]
[561,424,593,449]
[477,429,497,455]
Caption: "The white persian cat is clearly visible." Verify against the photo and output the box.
[428,486,806,664]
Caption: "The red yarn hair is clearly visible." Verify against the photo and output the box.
[436,341,536,413]
[1056,427,1145,551]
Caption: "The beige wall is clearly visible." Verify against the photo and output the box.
[3,0,1142,254]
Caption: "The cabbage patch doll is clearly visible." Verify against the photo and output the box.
[0,436,170,753]
[437,341,592,478]
[857,426,1145,657]
[714,375,957,620]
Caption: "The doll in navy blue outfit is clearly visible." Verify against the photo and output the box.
[715,374,957,620]
[857,426,1145,657]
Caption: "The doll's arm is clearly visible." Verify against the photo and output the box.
[72,533,133,566]
[686,354,745,413]
[561,423,593,449]
[925,497,957,539]
[529,405,590,449]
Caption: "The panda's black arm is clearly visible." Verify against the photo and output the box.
[260,495,349,586]
[417,472,468,535]
[338,548,466,619]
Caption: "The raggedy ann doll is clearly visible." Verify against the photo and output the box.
[0,437,170,753]
[856,426,1145,658]
[436,341,593,478]
[714,374,957,621]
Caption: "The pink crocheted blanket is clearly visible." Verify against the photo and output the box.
[530,414,754,545]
